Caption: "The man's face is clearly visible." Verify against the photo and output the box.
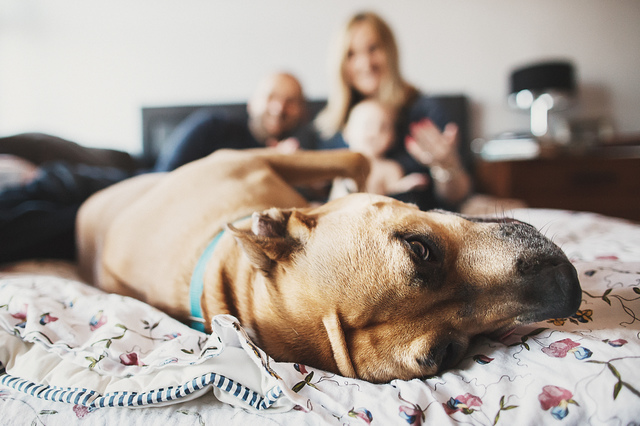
[248,74,305,141]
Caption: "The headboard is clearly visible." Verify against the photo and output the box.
[141,95,470,169]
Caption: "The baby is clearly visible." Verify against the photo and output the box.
[331,99,428,198]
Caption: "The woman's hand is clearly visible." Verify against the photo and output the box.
[404,118,471,205]
[404,119,460,169]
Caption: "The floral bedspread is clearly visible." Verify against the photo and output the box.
[1,208,639,425]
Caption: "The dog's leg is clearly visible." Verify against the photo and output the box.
[217,149,370,192]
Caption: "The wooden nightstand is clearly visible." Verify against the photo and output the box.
[474,144,640,222]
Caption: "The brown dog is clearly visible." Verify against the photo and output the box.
[77,149,582,383]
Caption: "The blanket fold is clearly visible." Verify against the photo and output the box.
[0,275,296,411]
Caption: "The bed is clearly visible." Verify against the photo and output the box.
[2,207,640,424]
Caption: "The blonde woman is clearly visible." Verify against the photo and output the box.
[314,11,471,210]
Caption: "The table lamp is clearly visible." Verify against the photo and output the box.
[508,61,576,139]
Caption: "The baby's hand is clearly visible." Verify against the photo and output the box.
[387,172,430,195]
[274,137,300,153]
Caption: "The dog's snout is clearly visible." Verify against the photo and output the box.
[521,261,582,323]
[485,220,583,324]
[551,262,583,317]
[499,222,550,249]
[516,253,566,275]
[496,221,567,275]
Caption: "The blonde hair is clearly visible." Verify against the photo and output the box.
[315,12,417,138]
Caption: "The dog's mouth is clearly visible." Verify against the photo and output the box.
[498,327,517,340]
[486,326,518,342]
[418,340,467,375]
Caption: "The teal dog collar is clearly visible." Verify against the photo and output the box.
[189,229,226,332]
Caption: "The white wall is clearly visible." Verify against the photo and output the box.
[1,0,639,154]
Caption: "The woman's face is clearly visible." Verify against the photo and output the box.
[344,22,388,97]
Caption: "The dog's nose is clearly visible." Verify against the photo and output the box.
[521,261,582,323]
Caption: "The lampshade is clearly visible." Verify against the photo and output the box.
[510,61,576,96]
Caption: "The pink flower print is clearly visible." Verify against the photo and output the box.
[348,407,373,424]
[399,405,425,425]
[89,310,107,331]
[294,364,308,375]
[539,385,578,420]
[596,255,618,261]
[542,338,580,357]
[39,313,58,325]
[444,393,482,415]
[11,304,27,328]
[72,404,96,418]
[10,305,27,320]
[607,339,628,347]
[542,338,592,360]
[120,352,144,366]
[473,354,494,365]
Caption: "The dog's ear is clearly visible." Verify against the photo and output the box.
[323,313,357,378]
[228,208,313,275]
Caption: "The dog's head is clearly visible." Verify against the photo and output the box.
[229,193,582,383]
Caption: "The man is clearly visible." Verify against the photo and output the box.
[0,72,309,263]
[154,72,307,171]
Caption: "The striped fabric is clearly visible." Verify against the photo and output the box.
[0,369,283,410]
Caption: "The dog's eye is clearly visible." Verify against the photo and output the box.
[399,234,442,267]
[406,239,430,261]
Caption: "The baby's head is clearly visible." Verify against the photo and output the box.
[343,99,395,158]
